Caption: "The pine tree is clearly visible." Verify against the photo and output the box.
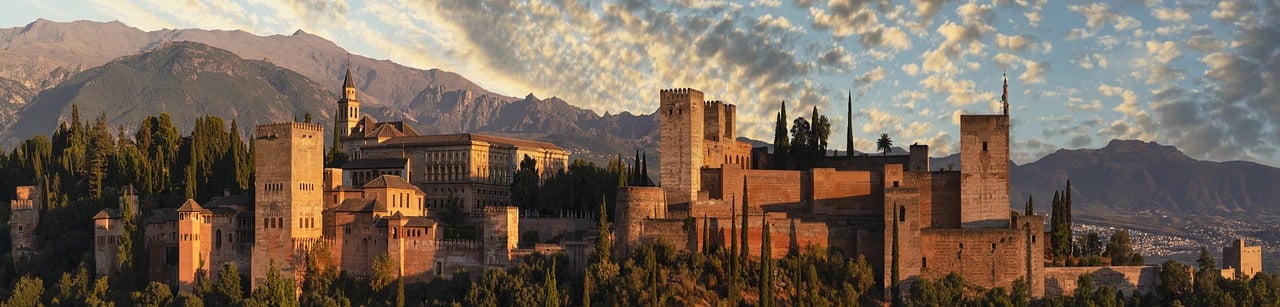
[544,260,559,307]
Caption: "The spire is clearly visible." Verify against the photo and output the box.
[343,67,355,89]
[1001,73,1008,116]
[847,91,853,156]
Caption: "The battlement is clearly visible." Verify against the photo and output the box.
[14,186,37,201]
[255,122,325,136]
[659,87,703,97]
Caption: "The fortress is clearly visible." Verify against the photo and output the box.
[60,71,1257,299]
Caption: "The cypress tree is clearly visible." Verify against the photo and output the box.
[740,176,750,262]
[1025,195,1034,216]
[702,214,711,254]
[760,214,774,307]
[773,101,790,168]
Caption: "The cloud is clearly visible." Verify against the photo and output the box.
[819,44,856,73]
[996,34,1032,52]
[1068,3,1141,33]
[921,75,988,107]
[1098,84,1140,116]
[855,66,887,87]
[1019,61,1049,84]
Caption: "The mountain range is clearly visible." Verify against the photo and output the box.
[0,19,657,156]
[0,19,1276,220]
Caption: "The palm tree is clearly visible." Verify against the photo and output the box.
[876,133,893,156]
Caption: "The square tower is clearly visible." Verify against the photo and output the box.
[10,186,40,265]
[1223,239,1262,279]
[659,88,705,206]
[252,122,325,289]
[959,115,1010,228]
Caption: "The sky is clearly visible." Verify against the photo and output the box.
[4,0,1278,166]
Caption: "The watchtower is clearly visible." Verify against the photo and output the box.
[659,88,705,206]
[958,76,1012,228]
[252,122,325,289]
[10,186,40,265]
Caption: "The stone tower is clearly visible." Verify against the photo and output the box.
[483,206,519,270]
[336,68,360,139]
[958,76,1011,228]
[659,88,704,206]
[10,186,40,265]
[177,199,209,292]
[1223,239,1262,279]
[252,122,325,289]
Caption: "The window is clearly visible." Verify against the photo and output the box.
[922,257,927,269]
[982,142,988,151]
[899,207,906,222]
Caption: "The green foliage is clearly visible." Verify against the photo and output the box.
[211,263,244,306]
[773,101,790,168]
[1103,230,1143,266]
[130,282,173,307]
[247,263,296,307]
[6,275,44,307]
[876,133,893,156]
[511,154,540,208]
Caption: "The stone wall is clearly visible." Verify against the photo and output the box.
[809,169,877,216]
[616,187,665,256]
[1042,266,1160,297]
[907,171,962,229]
[916,220,1043,297]
[519,217,595,243]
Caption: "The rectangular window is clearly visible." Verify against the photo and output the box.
[982,142,988,151]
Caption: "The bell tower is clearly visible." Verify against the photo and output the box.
[336,67,360,139]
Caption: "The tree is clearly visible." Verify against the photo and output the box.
[592,197,611,264]
[1159,260,1192,301]
[773,101,790,168]
[132,281,174,307]
[740,176,750,263]
[760,215,775,307]
[1024,195,1034,216]
[248,263,297,307]
[512,155,540,208]
[213,263,244,305]
[876,133,893,156]
[810,107,831,158]
[789,117,814,168]
[544,260,560,307]
[1105,230,1138,265]
[6,275,44,307]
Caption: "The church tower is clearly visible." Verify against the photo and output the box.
[336,68,360,139]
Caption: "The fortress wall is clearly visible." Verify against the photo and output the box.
[692,213,838,258]
[639,218,691,250]
[519,218,596,243]
[1042,266,1160,297]
[919,228,1034,293]
[398,237,440,283]
[810,169,876,215]
[719,168,804,212]
[438,240,484,278]
[907,171,962,229]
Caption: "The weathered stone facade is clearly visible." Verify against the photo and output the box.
[1222,238,1262,279]
[10,186,39,266]
[618,86,1099,300]
[252,122,325,288]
